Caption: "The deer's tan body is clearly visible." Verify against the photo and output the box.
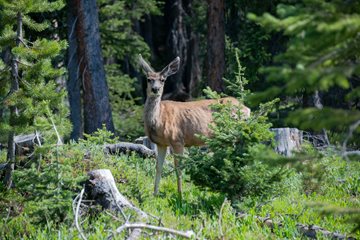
[144,97,247,147]
[139,55,250,196]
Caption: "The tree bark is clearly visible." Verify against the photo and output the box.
[162,0,190,101]
[3,12,22,189]
[67,2,83,140]
[67,0,114,136]
[206,0,225,93]
[103,142,156,158]
[271,128,303,157]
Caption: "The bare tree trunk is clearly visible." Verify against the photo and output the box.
[68,0,114,136]
[206,0,225,93]
[162,0,190,101]
[67,1,83,140]
[3,12,22,189]
[303,91,330,146]
[186,32,201,97]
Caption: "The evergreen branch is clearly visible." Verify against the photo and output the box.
[17,37,29,48]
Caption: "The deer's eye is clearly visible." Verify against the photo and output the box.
[147,78,151,83]
[160,78,165,83]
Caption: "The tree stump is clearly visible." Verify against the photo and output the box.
[271,128,303,156]
[86,169,148,239]
[14,133,42,155]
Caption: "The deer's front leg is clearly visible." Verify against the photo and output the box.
[172,144,184,198]
[154,145,167,196]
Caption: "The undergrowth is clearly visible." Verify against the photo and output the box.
[0,132,359,239]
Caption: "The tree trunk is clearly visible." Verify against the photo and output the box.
[68,0,114,136]
[271,128,303,157]
[186,32,201,97]
[206,0,225,93]
[67,2,83,140]
[162,0,190,101]
[303,91,330,147]
[3,12,22,189]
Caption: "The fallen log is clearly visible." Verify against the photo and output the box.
[237,213,355,239]
[103,142,156,158]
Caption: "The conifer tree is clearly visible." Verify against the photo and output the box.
[0,0,70,188]
[249,0,360,144]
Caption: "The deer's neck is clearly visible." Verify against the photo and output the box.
[144,95,162,129]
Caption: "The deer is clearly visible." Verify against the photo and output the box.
[139,55,250,197]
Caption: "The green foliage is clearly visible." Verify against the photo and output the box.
[105,64,144,140]
[225,0,286,92]
[1,140,358,239]
[223,45,250,101]
[186,86,286,201]
[81,124,118,145]
[0,0,70,144]
[249,0,360,133]
[13,161,84,224]
[98,0,159,139]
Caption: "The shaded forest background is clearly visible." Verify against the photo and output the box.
[1,0,359,144]
[0,0,360,239]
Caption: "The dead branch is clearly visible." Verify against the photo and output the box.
[74,188,87,240]
[218,198,227,239]
[109,223,195,240]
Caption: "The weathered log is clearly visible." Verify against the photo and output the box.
[14,133,42,155]
[271,128,303,156]
[134,136,157,151]
[134,136,171,154]
[237,213,355,239]
[296,223,355,240]
[104,142,156,158]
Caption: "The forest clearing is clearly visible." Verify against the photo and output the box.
[0,0,359,239]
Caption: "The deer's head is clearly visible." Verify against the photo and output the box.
[139,55,180,97]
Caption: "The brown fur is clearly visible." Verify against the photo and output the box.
[145,97,249,147]
[138,55,250,196]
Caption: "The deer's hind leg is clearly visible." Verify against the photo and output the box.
[154,145,167,196]
[171,144,184,198]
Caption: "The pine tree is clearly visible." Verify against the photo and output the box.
[249,0,360,144]
[0,0,70,188]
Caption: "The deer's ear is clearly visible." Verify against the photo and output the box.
[138,54,154,75]
[160,57,180,79]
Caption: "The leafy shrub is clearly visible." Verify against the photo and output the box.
[184,97,288,201]
[13,160,84,225]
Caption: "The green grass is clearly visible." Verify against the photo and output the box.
[0,141,359,239]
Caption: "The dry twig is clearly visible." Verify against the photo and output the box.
[74,188,87,240]
[108,223,195,240]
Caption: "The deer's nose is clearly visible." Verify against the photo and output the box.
[151,87,159,94]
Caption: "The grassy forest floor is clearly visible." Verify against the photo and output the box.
[0,137,359,239]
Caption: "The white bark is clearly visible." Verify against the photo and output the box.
[271,128,303,157]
